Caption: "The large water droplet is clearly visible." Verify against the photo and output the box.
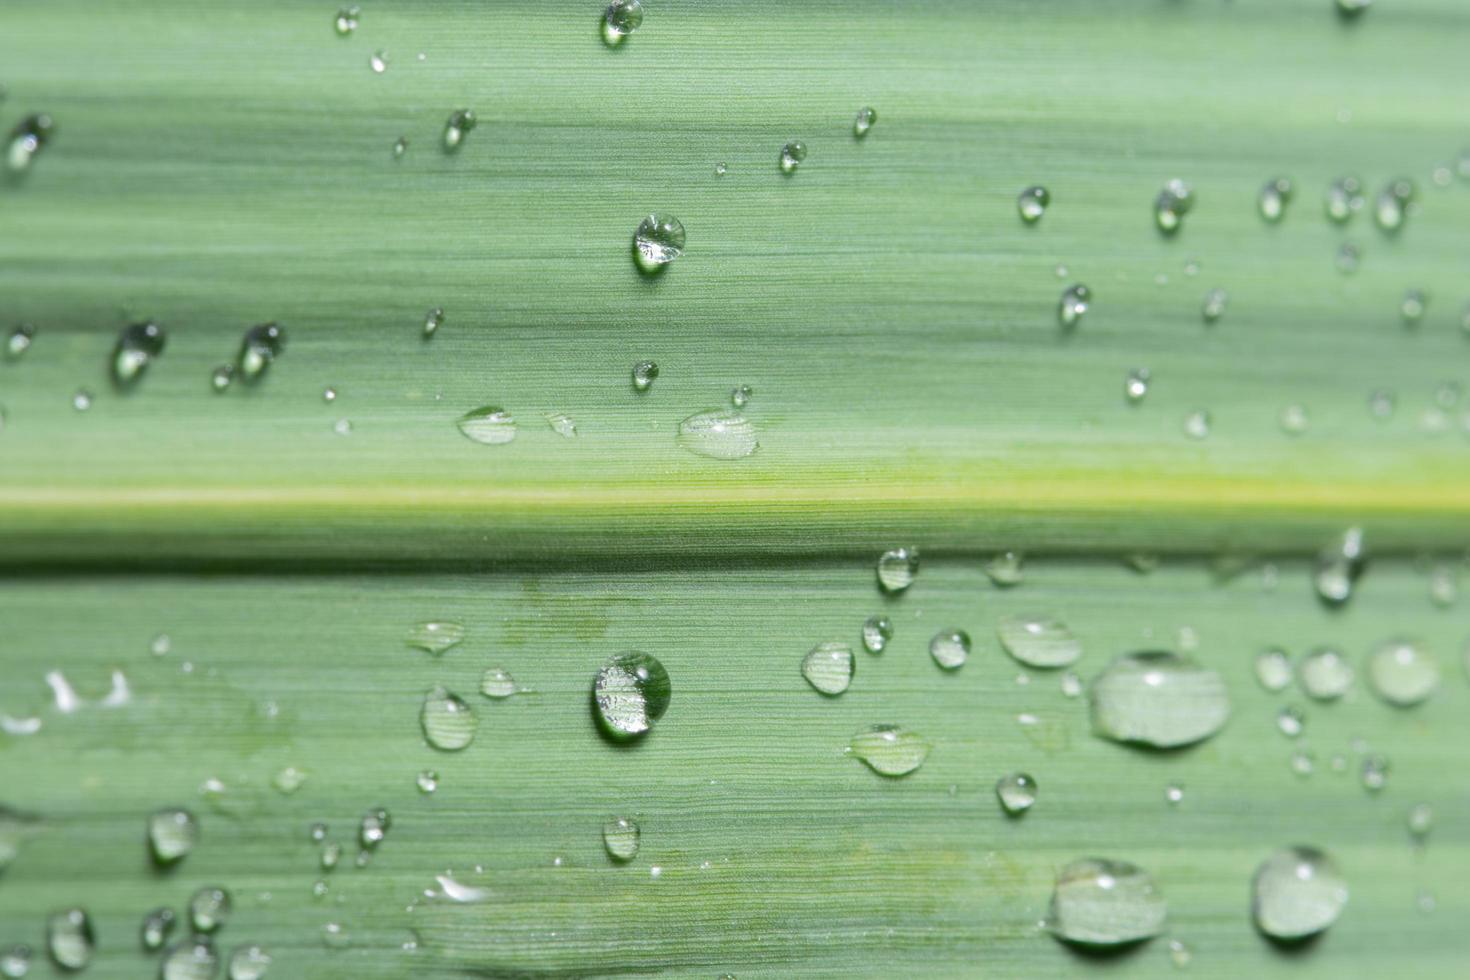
[1048,858,1166,946]
[1258,177,1293,223]
[141,907,176,952]
[1299,648,1353,700]
[984,551,1024,587]
[111,321,166,386]
[1325,176,1363,223]
[228,945,272,980]
[847,725,930,777]
[602,817,640,861]
[1089,652,1230,749]
[421,686,477,750]
[861,615,893,654]
[189,886,231,933]
[443,109,476,151]
[779,141,807,174]
[5,324,34,360]
[676,409,756,459]
[1367,638,1438,706]
[1058,284,1091,330]
[161,939,218,980]
[995,772,1037,815]
[853,107,877,138]
[47,909,95,971]
[1313,527,1365,605]
[237,323,285,382]
[631,359,658,392]
[1154,179,1194,234]
[456,406,516,445]
[633,214,685,271]
[1017,185,1050,223]
[592,651,671,740]
[876,547,919,593]
[802,641,854,695]
[480,667,517,699]
[6,114,54,173]
[998,614,1081,668]
[1254,648,1293,692]
[1252,846,1347,940]
[406,621,464,655]
[929,629,970,670]
[601,0,643,45]
[149,807,199,864]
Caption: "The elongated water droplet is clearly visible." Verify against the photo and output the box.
[1058,284,1090,329]
[601,0,643,45]
[1048,858,1166,946]
[853,106,877,138]
[334,6,359,35]
[1018,185,1050,223]
[929,629,970,670]
[1154,179,1194,234]
[861,615,893,653]
[1090,652,1230,749]
[406,621,464,655]
[995,772,1037,815]
[6,114,53,173]
[46,909,93,971]
[1400,288,1427,326]
[593,651,671,740]
[1201,288,1227,324]
[1252,846,1347,940]
[779,141,806,174]
[162,938,218,980]
[111,321,166,386]
[632,359,658,392]
[237,323,284,381]
[876,547,919,593]
[998,614,1081,668]
[847,725,930,777]
[1314,526,1365,605]
[633,214,685,271]
[1299,647,1353,700]
[1124,367,1151,404]
[676,409,756,459]
[421,686,476,750]
[802,641,854,695]
[1325,176,1363,223]
[456,406,516,445]
[1258,177,1293,223]
[228,945,272,980]
[1254,648,1293,691]
[480,667,517,699]
[5,324,34,360]
[423,307,444,338]
[149,807,198,864]
[141,908,176,952]
[1,945,30,978]
[443,109,476,151]
[984,551,1024,587]
[1367,638,1438,706]
[189,886,231,933]
[602,817,640,861]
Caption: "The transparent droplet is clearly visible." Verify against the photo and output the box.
[995,772,1037,815]
[1048,858,1166,946]
[111,320,167,386]
[309,822,327,843]
[1428,564,1458,607]
[1299,648,1354,700]
[1314,526,1365,606]
[779,141,807,174]
[358,807,391,850]
[1279,403,1309,435]
[272,766,306,795]
[0,945,29,978]
[1061,671,1083,698]
[1276,705,1305,738]
[72,388,93,412]
[320,841,341,870]
[480,667,517,699]
[416,770,439,794]
[1325,176,1363,223]
[1336,0,1372,15]
[1124,367,1151,404]
[228,945,272,980]
[984,551,1024,587]
[853,106,877,138]
[334,6,359,35]
[729,384,752,409]
[406,620,464,655]
[443,109,476,151]
[861,615,893,654]
[161,939,218,980]
[632,359,658,392]
[1182,409,1211,440]
[456,406,517,445]
[1165,783,1184,806]
[847,725,930,777]
[1201,288,1227,324]
[1058,284,1091,329]
[1367,638,1438,706]
[6,114,54,173]
[417,685,480,755]
[369,50,388,73]
[602,817,640,861]
[601,0,643,45]
[1400,288,1427,326]
[1154,179,1194,234]
[422,307,444,338]
[1254,648,1293,692]
[1374,178,1415,233]
[5,324,34,360]
[322,922,348,949]
[1335,242,1360,275]
[1252,846,1347,940]
[1018,185,1050,223]
[1291,749,1315,778]
[189,886,231,932]
[393,136,408,159]
[1405,801,1433,841]
[1168,938,1192,968]
[211,364,234,392]
[47,909,94,971]
[237,322,285,381]
[148,807,199,864]
[802,641,855,694]
[141,907,176,952]
[1361,754,1390,792]
[876,547,919,593]
[676,409,757,459]
[593,651,671,740]
[997,614,1081,668]
[633,213,685,271]
[1258,177,1293,223]
[1089,651,1231,749]
[929,629,971,670]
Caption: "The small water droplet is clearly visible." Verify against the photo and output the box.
[602,817,640,861]
[320,841,341,870]
[415,770,439,795]
[632,359,659,392]
[189,886,231,932]
[847,725,930,777]
[228,945,272,980]
[1201,288,1227,325]
[237,322,285,381]
[1325,176,1364,223]
[1182,409,1211,440]
[1361,753,1390,792]
[272,766,307,795]
[1124,367,1151,404]
[311,879,328,899]
[995,772,1037,815]
[322,922,348,949]
[984,551,1024,587]
[148,807,198,865]
[802,641,855,694]
[1400,288,1427,326]
[480,666,517,699]
[1403,801,1433,842]
[1165,783,1184,806]
[72,388,93,412]
[713,161,727,176]
[876,547,919,593]
[161,938,218,980]
[1277,705,1305,738]
[1154,179,1194,234]
[419,307,445,339]
[421,686,476,750]
[929,629,970,670]
[1061,671,1083,698]
[0,944,30,979]
[1058,284,1091,330]
[443,109,476,151]
[1300,648,1353,700]
[1374,178,1415,233]
[1048,858,1166,946]
[593,651,671,740]
[1017,185,1050,223]
[633,214,686,271]
[369,50,388,73]
[1428,564,1458,607]
[676,409,756,459]
[393,136,408,158]
[1314,526,1365,605]
[1290,749,1315,777]
[1090,651,1230,749]
[6,114,54,173]
[861,615,893,654]
[5,324,34,360]
[111,320,166,386]
[140,908,176,952]
[1367,638,1438,706]
[853,106,877,138]
[1258,177,1293,223]
[1335,242,1361,275]
[601,0,644,44]
[359,807,391,850]
[729,384,752,409]
[334,6,360,35]
[211,364,234,392]
[779,141,807,174]
[456,406,516,445]
[309,822,327,843]
[1252,846,1347,940]
[1168,938,1192,968]
[1279,403,1310,435]
[997,614,1081,668]
[407,620,464,655]
[1254,648,1293,692]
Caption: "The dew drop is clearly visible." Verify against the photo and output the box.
[272,766,306,795]
[1165,783,1184,806]
[1276,705,1305,738]
[309,822,327,843]
[141,907,176,952]
[1124,368,1151,404]
[677,409,756,459]
[1374,178,1415,233]
[443,109,476,151]
[984,551,1024,587]
[1407,802,1433,840]
[322,922,348,949]
[1168,938,1192,968]
[1182,409,1211,440]
[929,629,971,671]
[995,772,1037,815]
[6,114,54,173]
[0,945,28,978]
[416,770,439,794]
[320,841,341,870]
[1048,858,1166,946]
[1258,177,1293,223]
[1154,179,1194,234]
[779,141,807,174]
[1361,754,1389,793]
[228,945,272,980]
[1254,648,1293,692]
[861,615,893,654]
[456,406,516,445]
[802,641,855,695]
[1201,288,1227,325]
[1017,185,1050,223]
[997,614,1081,668]
[602,817,640,861]
[713,161,727,176]
[1291,749,1316,778]
[211,364,234,392]
[1058,284,1091,330]
[5,324,34,359]
[1428,564,1458,607]
[1299,647,1353,700]
[423,307,444,337]
[631,359,659,392]
[1279,403,1310,435]
[421,686,476,750]
[1089,651,1230,749]
[853,106,877,138]
[480,667,517,699]
[847,725,930,777]
[148,807,199,865]
[876,547,919,593]
[237,323,285,382]
[1313,526,1365,606]
[1367,638,1438,706]
[729,384,752,409]
[46,909,93,971]
[633,214,685,271]
[406,620,464,655]
[1325,176,1364,223]
[72,389,92,412]
[369,50,388,73]
[359,807,391,850]
[111,320,167,386]
[393,136,408,159]
[1400,288,1427,326]
[1252,846,1347,940]
[601,0,644,45]
[161,939,218,980]
[1061,672,1083,698]
[189,886,231,933]
[592,651,671,740]
[334,6,360,35]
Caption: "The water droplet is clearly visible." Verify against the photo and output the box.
[1124,368,1151,404]
[1400,288,1427,326]
[713,161,727,176]
[677,409,756,459]
[632,215,687,275]
[1165,783,1184,806]
[161,939,218,980]
[984,551,1024,587]
[1325,176,1363,223]
[228,945,272,980]
[407,620,464,655]
[1048,858,1166,946]
[779,141,806,174]
[1168,938,1192,968]
[602,817,640,861]
[1061,672,1083,698]
[853,106,877,138]
[802,641,855,694]
[237,323,285,381]
[1276,705,1305,738]
[320,841,341,870]
[1299,648,1353,700]
[6,114,54,173]
[1367,638,1438,706]
[1279,403,1310,435]
[1154,179,1194,234]
[1314,526,1365,605]
[421,686,476,750]
[601,0,643,44]
[71,389,93,412]
[1252,846,1347,940]
[1182,409,1211,440]
[1017,185,1050,223]
[1201,288,1227,325]
[334,6,359,35]
[309,822,327,843]
[1089,651,1230,749]
[418,307,445,340]
[995,772,1037,815]
[0,945,29,978]
[443,109,476,151]
[393,136,408,158]
[272,766,306,795]
[415,770,439,795]
[5,324,34,360]
[1428,564,1458,607]
[1254,648,1293,692]
[1058,284,1091,330]
[861,615,893,654]
[210,364,234,392]
[847,725,930,777]
[148,807,199,865]
[369,50,388,73]
[876,547,919,593]
[1334,241,1361,275]
[593,651,671,740]
[109,320,167,386]
[1361,754,1389,792]
[1258,177,1293,223]
[480,667,517,699]
[46,909,93,971]
[1404,801,1434,842]
[929,629,970,670]
[1336,0,1372,15]
[456,406,516,445]
[1375,178,1415,232]
[1290,749,1315,777]
[322,922,348,949]
[729,384,752,409]
[359,807,391,850]
[997,614,1081,668]
[141,908,176,952]
[189,886,231,932]
[631,359,659,392]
